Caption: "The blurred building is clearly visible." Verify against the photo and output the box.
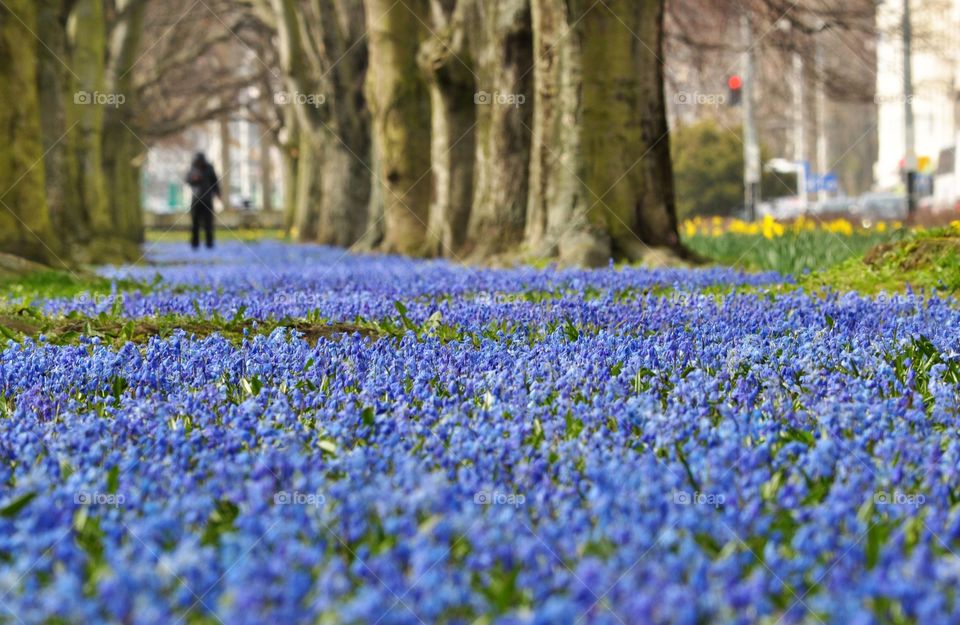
[141,118,282,214]
[875,0,959,201]
[664,2,879,209]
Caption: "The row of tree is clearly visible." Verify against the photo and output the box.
[2,0,876,266]
[1,0,264,265]
[1,0,145,265]
[245,0,683,265]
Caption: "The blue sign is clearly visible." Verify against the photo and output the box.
[809,172,839,193]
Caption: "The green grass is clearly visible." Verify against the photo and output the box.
[2,224,957,351]
[799,227,960,295]
[0,308,379,347]
[145,228,286,243]
[683,229,903,276]
[0,270,144,306]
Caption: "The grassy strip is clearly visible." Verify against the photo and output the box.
[0,269,146,306]
[145,228,286,243]
[0,308,381,347]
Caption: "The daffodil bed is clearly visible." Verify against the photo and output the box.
[681,216,904,275]
[1,241,959,624]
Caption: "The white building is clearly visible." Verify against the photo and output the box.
[141,119,283,214]
[875,0,960,199]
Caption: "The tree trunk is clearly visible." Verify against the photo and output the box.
[418,0,476,257]
[68,0,112,255]
[101,122,144,248]
[278,106,299,234]
[292,130,322,240]
[526,0,680,266]
[364,0,432,255]
[271,0,370,246]
[467,0,533,255]
[261,137,273,212]
[103,0,146,248]
[357,138,385,250]
[0,0,55,264]
[315,132,372,247]
[36,0,83,253]
[219,115,233,212]
[281,144,298,233]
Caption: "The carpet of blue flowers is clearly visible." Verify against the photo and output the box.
[2,241,960,625]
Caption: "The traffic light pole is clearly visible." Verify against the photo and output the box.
[742,15,761,221]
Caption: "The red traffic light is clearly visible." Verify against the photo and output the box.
[727,75,743,90]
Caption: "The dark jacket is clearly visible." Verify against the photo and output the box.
[186,161,221,206]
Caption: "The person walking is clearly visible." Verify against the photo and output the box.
[185,152,221,249]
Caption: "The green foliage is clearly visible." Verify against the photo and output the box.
[0,492,37,518]
[684,229,898,276]
[145,228,286,243]
[671,119,795,220]
[800,227,960,295]
[0,306,381,348]
[0,270,143,305]
[201,499,240,546]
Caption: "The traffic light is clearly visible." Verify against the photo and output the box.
[727,75,742,106]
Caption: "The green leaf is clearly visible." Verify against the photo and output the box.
[0,491,37,518]
[121,320,136,341]
[201,499,240,546]
[361,406,375,427]
[111,295,124,318]
[0,324,16,341]
[107,466,119,495]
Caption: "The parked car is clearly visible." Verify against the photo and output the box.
[852,192,907,226]
[757,196,806,220]
[811,196,855,216]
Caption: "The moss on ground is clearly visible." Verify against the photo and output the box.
[0,269,144,305]
[0,309,381,347]
[800,225,960,296]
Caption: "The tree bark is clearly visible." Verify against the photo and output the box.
[103,0,146,247]
[418,0,476,256]
[261,136,274,212]
[37,0,84,253]
[467,0,533,255]
[292,130,322,239]
[364,0,432,255]
[219,115,233,212]
[526,0,680,266]
[271,0,370,246]
[357,137,385,249]
[68,0,112,253]
[0,0,56,264]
